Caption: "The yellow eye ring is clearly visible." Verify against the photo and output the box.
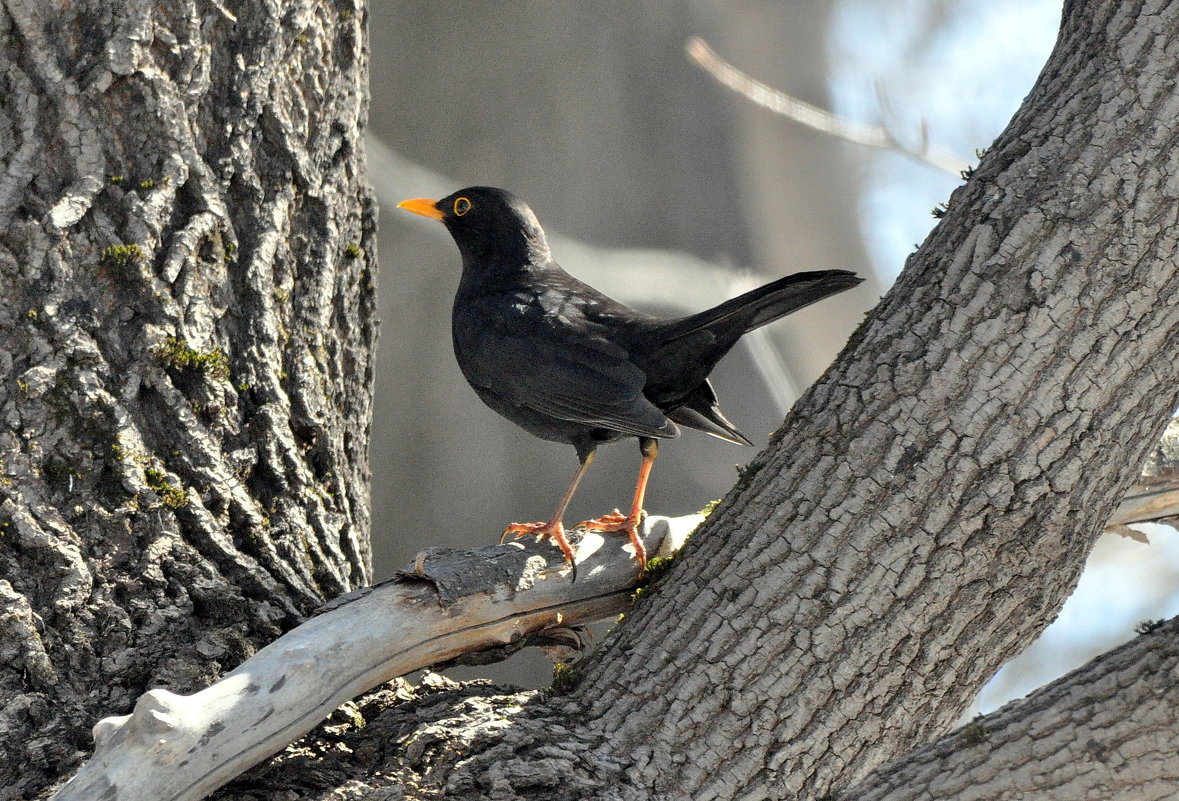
[454,197,472,216]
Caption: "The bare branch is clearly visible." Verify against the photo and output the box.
[685,36,971,176]
[49,515,700,801]
[1108,417,1179,529]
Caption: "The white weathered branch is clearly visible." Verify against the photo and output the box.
[50,514,700,801]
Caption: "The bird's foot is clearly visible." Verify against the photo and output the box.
[500,520,577,578]
[576,511,648,574]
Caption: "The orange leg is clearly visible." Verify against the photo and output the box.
[501,450,595,579]
[577,438,658,574]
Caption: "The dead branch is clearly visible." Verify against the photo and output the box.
[685,36,970,176]
[49,514,700,801]
[1107,417,1179,535]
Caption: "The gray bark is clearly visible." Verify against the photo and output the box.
[844,615,1179,801]
[0,0,374,797]
[205,1,1179,799]
[216,0,1179,798]
[574,1,1179,796]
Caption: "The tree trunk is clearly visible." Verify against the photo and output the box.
[213,1,1179,798]
[574,1,1179,796]
[0,0,374,796]
[14,0,1179,800]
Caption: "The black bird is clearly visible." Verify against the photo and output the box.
[399,187,861,576]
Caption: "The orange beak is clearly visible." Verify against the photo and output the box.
[397,197,444,221]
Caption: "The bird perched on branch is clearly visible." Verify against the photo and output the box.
[399,186,861,578]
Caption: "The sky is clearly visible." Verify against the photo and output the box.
[831,0,1064,276]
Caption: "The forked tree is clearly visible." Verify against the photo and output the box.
[3,1,1179,799]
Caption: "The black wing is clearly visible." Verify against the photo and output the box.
[456,312,678,439]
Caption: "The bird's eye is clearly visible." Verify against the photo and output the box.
[454,197,472,216]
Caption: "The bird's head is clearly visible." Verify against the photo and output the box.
[398,186,552,268]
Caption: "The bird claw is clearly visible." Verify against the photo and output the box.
[575,512,648,575]
[500,520,578,580]
[500,521,542,544]
[576,511,628,530]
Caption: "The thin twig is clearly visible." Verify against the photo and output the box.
[685,36,971,177]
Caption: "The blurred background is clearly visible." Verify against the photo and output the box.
[365,0,1179,715]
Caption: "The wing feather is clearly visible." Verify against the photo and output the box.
[456,314,676,439]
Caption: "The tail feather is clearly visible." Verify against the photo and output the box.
[641,269,861,442]
[667,381,753,445]
[663,269,862,344]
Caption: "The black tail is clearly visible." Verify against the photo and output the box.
[667,381,753,446]
[641,269,862,444]
[662,269,862,344]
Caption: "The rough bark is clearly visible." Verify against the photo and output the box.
[0,0,374,796]
[571,1,1179,797]
[843,617,1179,801]
[202,2,1179,799]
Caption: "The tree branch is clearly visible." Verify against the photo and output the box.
[49,515,699,801]
[843,617,1179,800]
[685,36,971,175]
[1108,417,1179,530]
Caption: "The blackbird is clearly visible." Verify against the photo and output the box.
[399,186,861,577]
